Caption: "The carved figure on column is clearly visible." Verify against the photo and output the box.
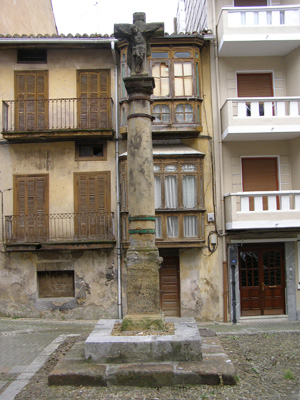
[114,12,164,76]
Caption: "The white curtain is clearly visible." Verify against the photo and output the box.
[165,176,178,208]
[155,217,162,238]
[184,215,198,237]
[154,176,162,209]
[167,216,178,237]
[182,175,196,208]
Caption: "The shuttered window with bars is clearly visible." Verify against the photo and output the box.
[74,172,110,238]
[15,71,48,131]
[13,175,49,241]
[77,70,110,129]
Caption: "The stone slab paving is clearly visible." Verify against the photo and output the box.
[0,318,299,399]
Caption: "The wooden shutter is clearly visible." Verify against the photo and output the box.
[74,172,110,238]
[77,70,110,129]
[237,73,273,97]
[242,158,278,210]
[15,71,48,131]
[234,0,267,6]
[14,175,49,241]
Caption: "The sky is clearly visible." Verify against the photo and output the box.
[51,0,178,36]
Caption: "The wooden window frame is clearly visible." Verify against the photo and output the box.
[75,141,107,161]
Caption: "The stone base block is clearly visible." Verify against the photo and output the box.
[84,318,202,363]
[49,325,237,387]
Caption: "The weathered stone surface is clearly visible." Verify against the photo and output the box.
[84,318,202,363]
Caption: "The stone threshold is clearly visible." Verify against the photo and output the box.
[48,335,237,387]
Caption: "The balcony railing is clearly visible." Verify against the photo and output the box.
[217,6,300,56]
[5,212,114,244]
[221,97,300,141]
[2,97,113,133]
[225,191,300,230]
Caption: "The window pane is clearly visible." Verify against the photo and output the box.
[152,52,169,58]
[183,62,192,75]
[184,215,198,237]
[164,164,177,172]
[174,51,191,58]
[182,175,197,208]
[185,77,193,96]
[175,78,184,96]
[154,176,162,209]
[174,62,183,76]
[161,78,169,96]
[165,176,178,208]
[181,164,197,172]
[155,217,162,238]
[167,216,178,237]
[161,64,169,77]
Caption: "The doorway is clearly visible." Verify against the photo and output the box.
[239,244,285,316]
[159,251,180,317]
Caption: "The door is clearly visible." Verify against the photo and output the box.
[14,175,49,242]
[74,172,110,239]
[234,0,267,6]
[159,255,180,317]
[242,157,278,210]
[15,71,48,131]
[239,244,285,316]
[77,70,110,129]
[237,73,273,116]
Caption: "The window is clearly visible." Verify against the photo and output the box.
[15,71,48,131]
[175,103,194,123]
[14,175,49,241]
[38,270,75,298]
[74,172,110,238]
[77,70,110,129]
[153,104,170,123]
[17,49,47,63]
[151,49,200,99]
[152,62,170,97]
[75,142,107,161]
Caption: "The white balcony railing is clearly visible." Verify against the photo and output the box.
[225,191,300,230]
[217,6,300,56]
[221,97,300,140]
[225,6,300,28]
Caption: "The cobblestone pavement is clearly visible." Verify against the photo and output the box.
[0,317,299,399]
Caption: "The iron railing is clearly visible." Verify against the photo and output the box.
[2,98,113,132]
[5,212,114,244]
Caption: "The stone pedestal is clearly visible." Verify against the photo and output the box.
[122,76,164,331]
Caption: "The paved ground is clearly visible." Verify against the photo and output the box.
[0,317,299,399]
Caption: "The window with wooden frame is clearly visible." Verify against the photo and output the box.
[75,141,107,161]
[15,71,48,131]
[74,172,111,238]
[151,49,199,98]
[77,70,111,129]
[13,174,49,241]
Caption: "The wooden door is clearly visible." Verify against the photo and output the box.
[74,172,110,238]
[239,244,285,316]
[234,0,267,6]
[77,70,110,129]
[242,158,278,210]
[14,175,49,242]
[159,255,180,317]
[15,71,48,131]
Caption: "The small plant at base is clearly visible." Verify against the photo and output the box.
[283,369,295,380]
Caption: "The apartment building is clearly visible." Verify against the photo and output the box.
[0,2,221,322]
[178,0,300,321]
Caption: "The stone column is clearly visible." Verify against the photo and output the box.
[121,76,165,331]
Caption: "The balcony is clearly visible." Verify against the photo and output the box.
[121,210,205,248]
[2,98,114,142]
[217,6,300,56]
[225,191,300,230]
[120,99,203,137]
[221,97,300,141]
[4,212,115,251]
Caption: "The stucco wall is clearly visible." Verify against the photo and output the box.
[0,0,57,35]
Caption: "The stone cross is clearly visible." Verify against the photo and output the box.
[114,12,164,75]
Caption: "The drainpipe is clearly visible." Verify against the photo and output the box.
[211,1,228,322]
[111,40,122,320]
